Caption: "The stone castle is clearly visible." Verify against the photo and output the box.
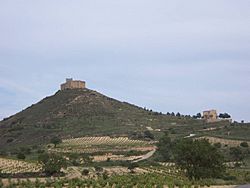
[60,78,86,90]
[203,109,217,123]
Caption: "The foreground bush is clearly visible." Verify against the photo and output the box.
[158,135,225,180]
[38,153,67,175]
[174,139,225,180]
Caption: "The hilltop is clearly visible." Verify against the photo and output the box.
[0,88,202,151]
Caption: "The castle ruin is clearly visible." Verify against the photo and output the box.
[203,109,217,123]
[60,78,86,90]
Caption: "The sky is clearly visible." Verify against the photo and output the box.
[0,0,250,122]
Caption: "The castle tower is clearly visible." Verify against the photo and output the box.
[203,110,217,123]
[60,78,86,90]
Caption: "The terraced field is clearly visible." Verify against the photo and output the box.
[63,136,156,146]
[0,158,42,174]
[49,136,156,154]
[93,154,143,162]
[141,165,185,180]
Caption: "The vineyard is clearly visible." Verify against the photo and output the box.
[50,146,155,154]
[66,164,183,178]
[62,136,156,146]
[0,158,42,174]
[49,136,156,155]
[1,172,228,188]
[141,166,185,180]
[93,154,143,162]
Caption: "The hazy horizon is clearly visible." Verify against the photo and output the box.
[0,1,249,122]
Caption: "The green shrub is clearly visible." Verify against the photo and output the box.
[6,138,14,143]
[94,166,103,172]
[17,152,26,160]
[223,175,236,181]
[38,153,67,175]
[50,136,62,148]
[214,142,222,148]
[0,179,3,188]
[244,172,250,182]
[240,142,249,148]
[82,169,89,176]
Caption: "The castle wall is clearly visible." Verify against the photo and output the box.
[203,110,217,123]
[61,79,86,90]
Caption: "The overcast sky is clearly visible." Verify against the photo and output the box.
[0,0,250,122]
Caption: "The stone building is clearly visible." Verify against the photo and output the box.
[203,109,218,123]
[60,78,86,90]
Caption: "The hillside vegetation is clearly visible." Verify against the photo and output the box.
[0,88,200,151]
[1,88,249,153]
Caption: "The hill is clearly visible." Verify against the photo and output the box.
[0,88,202,151]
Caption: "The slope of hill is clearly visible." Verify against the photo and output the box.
[0,88,201,151]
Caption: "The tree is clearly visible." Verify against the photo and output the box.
[17,152,26,160]
[219,113,224,118]
[82,169,89,176]
[20,147,31,155]
[38,153,67,175]
[176,112,181,117]
[214,142,222,148]
[127,163,139,173]
[94,166,103,172]
[102,171,109,180]
[50,136,62,148]
[82,154,92,164]
[0,175,3,187]
[106,157,111,162]
[229,147,244,161]
[6,138,14,143]
[196,113,202,118]
[144,130,155,140]
[173,139,225,180]
[240,142,249,148]
[219,113,231,119]
[157,133,175,161]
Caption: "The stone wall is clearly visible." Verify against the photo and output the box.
[61,79,86,90]
[203,110,217,123]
